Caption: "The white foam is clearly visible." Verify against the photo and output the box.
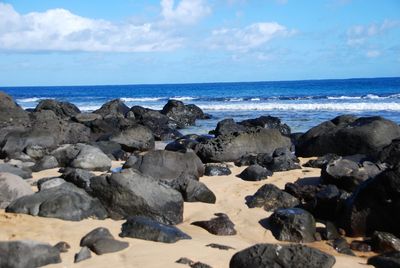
[120,97,164,102]
[327,96,362,100]
[170,96,197,101]
[17,97,52,103]
[251,98,261,101]
[79,105,102,111]
[198,102,400,111]
[227,98,243,102]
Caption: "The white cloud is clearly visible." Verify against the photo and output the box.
[161,0,211,25]
[347,20,399,46]
[208,22,293,52]
[0,1,210,52]
[366,50,381,58]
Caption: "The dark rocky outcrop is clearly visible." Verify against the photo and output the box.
[31,155,59,172]
[0,240,62,268]
[246,184,299,211]
[80,227,129,255]
[371,231,400,253]
[0,163,32,179]
[161,100,206,128]
[211,118,247,137]
[35,99,80,118]
[6,182,108,221]
[368,251,400,268]
[230,243,336,268]
[204,163,231,176]
[196,128,291,163]
[60,168,95,193]
[296,115,400,157]
[54,241,70,253]
[120,216,191,243]
[0,172,33,209]
[238,164,272,181]
[109,125,155,152]
[330,237,355,256]
[239,115,291,136]
[303,154,340,168]
[0,92,30,128]
[191,213,236,236]
[268,208,316,243]
[260,147,301,172]
[90,169,183,225]
[94,99,130,118]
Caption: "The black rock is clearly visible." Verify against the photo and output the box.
[161,100,204,128]
[204,163,232,176]
[91,141,126,161]
[80,227,129,255]
[192,213,236,236]
[371,231,400,253]
[229,243,336,268]
[206,243,235,250]
[94,99,130,118]
[74,246,92,263]
[238,164,272,181]
[261,147,301,172]
[303,154,340,168]
[246,184,299,211]
[323,221,341,240]
[0,240,62,268]
[54,241,70,253]
[90,169,183,224]
[80,227,114,246]
[330,237,355,256]
[212,118,247,136]
[61,168,95,193]
[35,99,80,118]
[268,208,316,243]
[120,216,191,243]
[239,116,291,136]
[109,125,155,152]
[234,153,259,167]
[350,241,372,252]
[368,251,400,268]
[378,139,400,168]
[6,182,108,221]
[0,92,30,128]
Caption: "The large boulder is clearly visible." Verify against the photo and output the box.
[246,184,299,211]
[52,143,111,171]
[378,139,400,168]
[0,173,34,208]
[239,115,291,136]
[35,99,80,118]
[0,163,32,179]
[230,243,335,268]
[238,164,272,181]
[90,169,184,225]
[93,99,130,118]
[0,240,62,268]
[161,100,205,128]
[6,182,108,221]
[341,166,400,237]
[109,125,155,152]
[268,208,316,243]
[296,116,400,157]
[211,118,247,137]
[196,128,291,163]
[129,150,204,180]
[368,251,400,268]
[80,227,129,255]
[0,91,30,128]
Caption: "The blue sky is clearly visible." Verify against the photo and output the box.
[0,0,399,86]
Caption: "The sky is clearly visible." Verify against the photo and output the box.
[0,0,399,86]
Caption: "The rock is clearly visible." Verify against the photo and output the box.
[190,262,213,268]
[37,178,66,191]
[0,91,30,128]
[74,246,92,263]
[161,100,204,128]
[303,154,340,168]
[176,257,194,265]
[350,241,372,252]
[371,231,400,253]
[296,116,400,157]
[0,173,33,209]
[196,128,291,163]
[35,99,80,118]
[0,163,31,179]
[377,139,400,168]
[94,99,130,118]
[284,183,322,202]
[130,150,204,180]
[204,163,231,176]
[73,113,102,123]
[246,184,299,211]
[341,166,400,237]
[206,243,235,250]
[330,238,355,256]
[109,125,155,152]
[234,153,259,167]
[238,164,272,181]
[25,145,47,160]
[323,221,341,240]
[91,141,126,161]
[212,118,247,136]
[54,241,70,253]
[261,147,301,172]
[368,251,400,268]
[6,182,108,221]
[321,157,384,192]
[312,184,350,221]
[120,216,191,243]
[52,143,111,171]
[268,208,316,243]
[163,174,216,204]
[90,169,183,224]
[191,213,236,236]
[31,155,59,172]
[239,115,291,136]
[229,243,336,268]
[80,227,129,255]
[0,240,62,268]
[61,168,95,192]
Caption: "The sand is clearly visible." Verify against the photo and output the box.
[0,158,373,268]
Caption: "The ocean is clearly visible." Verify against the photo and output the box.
[3,77,400,134]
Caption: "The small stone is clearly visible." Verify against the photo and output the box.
[350,241,372,252]
[191,213,236,236]
[206,243,235,250]
[53,241,70,253]
[74,246,92,263]
[330,238,356,256]
[176,257,194,265]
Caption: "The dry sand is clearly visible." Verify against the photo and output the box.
[0,158,373,268]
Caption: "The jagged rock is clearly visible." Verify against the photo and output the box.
[239,115,291,136]
[330,238,355,256]
[90,169,183,224]
[60,168,94,192]
[94,99,130,118]
[109,125,155,152]
[303,154,340,168]
[191,213,236,236]
[211,118,247,136]
[120,216,191,243]
[246,184,299,211]
[230,243,336,268]
[0,173,33,209]
[80,227,129,255]
[0,240,62,268]
[204,163,231,176]
[161,100,205,128]
[268,208,316,243]
[74,246,92,263]
[238,164,272,181]
[260,147,301,172]
[371,231,400,253]
[35,99,80,118]
[6,182,108,221]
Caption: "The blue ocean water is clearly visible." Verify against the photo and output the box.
[3,77,400,134]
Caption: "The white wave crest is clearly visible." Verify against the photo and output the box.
[198,102,400,111]
[17,97,53,103]
[327,96,362,100]
[251,97,261,101]
[170,96,197,101]
[120,97,164,102]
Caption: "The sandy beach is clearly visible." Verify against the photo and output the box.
[0,158,373,268]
